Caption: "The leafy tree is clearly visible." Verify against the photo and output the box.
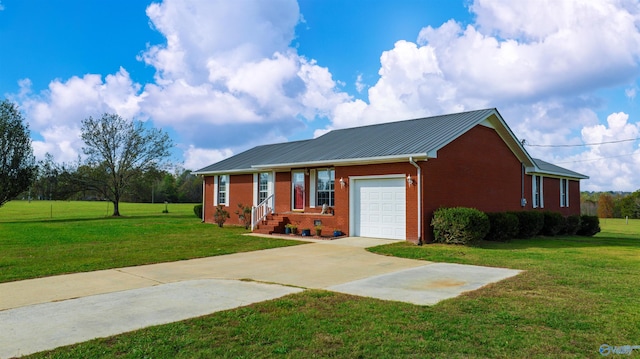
[79,113,173,216]
[618,190,640,219]
[0,100,37,207]
[597,193,614,218]
[176,170,202,203]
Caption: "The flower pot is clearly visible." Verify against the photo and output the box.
[285,227,291,234]
[301,229,311,236]
[333,230,342,237]
[315,230,322,237]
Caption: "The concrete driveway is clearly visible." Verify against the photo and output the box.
[0,236,521,358]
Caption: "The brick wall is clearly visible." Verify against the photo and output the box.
[422,125,526,242]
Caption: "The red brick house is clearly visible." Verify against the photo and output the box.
[194,108,587,243]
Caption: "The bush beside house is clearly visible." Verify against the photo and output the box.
[431,207,490,245]
[485,212,519,242]
[431,207,600,245]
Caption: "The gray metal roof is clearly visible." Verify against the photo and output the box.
[532,158,589,179]
[194,108,587,180]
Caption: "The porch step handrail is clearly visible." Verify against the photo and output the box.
[251,194,274,230]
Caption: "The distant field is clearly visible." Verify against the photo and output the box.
[598,217,640,238]
[0,200,196,222]
[0,201,301,283]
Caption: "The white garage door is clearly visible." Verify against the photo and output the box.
[354,177,406,240]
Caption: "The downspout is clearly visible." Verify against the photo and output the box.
[201,175,205,222]
[409,157,422,245]
[521,163,526,208]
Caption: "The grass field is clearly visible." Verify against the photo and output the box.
[3,202,639,358]
[0,201,302,283]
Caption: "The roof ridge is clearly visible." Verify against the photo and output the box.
[320,108,497,135]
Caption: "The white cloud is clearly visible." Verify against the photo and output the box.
[138,0,351,154]
[183,145,234,172]
[564,112,640,191]
[16,68,143,163]
[315,0,640,190]
[14,0,351,169]
[355,74,366,93]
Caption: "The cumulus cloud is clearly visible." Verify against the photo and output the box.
[14,0,351,169]
[138,0,350,162]
[315,0,640,190]
[565,112,640,191]
[16,68,143,162]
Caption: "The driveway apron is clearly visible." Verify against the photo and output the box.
[0,236,521,358]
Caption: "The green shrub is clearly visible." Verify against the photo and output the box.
[542,211,564,236]
[510,211,544,238]
[485,212,519,242]
[193,204,203,219]
[564,215,581,235]
[235,203,252,229]
[213,204,230,227]
[577,215,600,236]
[431,207,490,245]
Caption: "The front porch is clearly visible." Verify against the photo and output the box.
[253,211,343,237]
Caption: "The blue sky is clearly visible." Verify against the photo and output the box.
[1,0,640,191]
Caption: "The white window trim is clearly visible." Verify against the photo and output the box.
[560,178,569,207]
[532,175,544,208]
[316,168,335,207]
[217,175,229,206]
[291,170,305,210]
[256,172,271,205]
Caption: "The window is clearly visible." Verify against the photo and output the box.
[258,172,269,204]
[218,175,228,206]
[560,178,569,207]
[532,175,543,208]
[317,168,335,207]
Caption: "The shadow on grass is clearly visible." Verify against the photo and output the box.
[470,235,640,250]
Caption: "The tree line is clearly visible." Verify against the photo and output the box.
[27,154,202,204]
[581,191,640,219]
[1,99,201,216]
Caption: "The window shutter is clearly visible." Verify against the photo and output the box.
[539,176,544,208]
[309,169,316,208]
[213,176,219,206]
[253,173,258,206]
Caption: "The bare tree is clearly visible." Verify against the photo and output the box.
[80,113,173,216]
[0,100,37,207]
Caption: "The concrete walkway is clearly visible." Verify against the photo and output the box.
[0,237,521,358]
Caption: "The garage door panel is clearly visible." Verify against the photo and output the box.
[354,178,406,240]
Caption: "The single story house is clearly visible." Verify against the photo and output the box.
[194,108,588,243]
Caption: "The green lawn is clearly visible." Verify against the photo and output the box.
[5,205,639,358]
[0,201,302,283]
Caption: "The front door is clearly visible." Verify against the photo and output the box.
[292,171,305,210]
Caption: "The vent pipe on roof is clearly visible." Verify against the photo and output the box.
[409,157,422,245]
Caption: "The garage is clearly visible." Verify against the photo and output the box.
[352,177,406,240]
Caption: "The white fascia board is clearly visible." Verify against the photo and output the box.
[192,168,256,176]
[526,168,589,180]
[252,153,430,170]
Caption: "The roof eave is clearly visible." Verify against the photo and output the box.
[252,153,431,170]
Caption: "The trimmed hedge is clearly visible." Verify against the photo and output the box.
[431,207,490,245]
[193,204,203,219]
[542,211,564,236]
[577,215,601,236]
[509,211,544,238]
[564,215,581,235]
[485,212,519,242]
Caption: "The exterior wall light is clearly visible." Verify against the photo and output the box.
[407,174,415,186]
[339,177,346,189]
